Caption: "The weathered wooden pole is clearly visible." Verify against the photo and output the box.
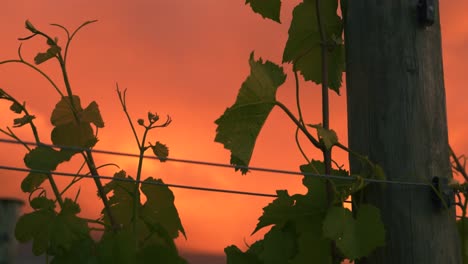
[344,0,461,263]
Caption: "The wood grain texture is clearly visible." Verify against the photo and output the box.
[344,0,461,263]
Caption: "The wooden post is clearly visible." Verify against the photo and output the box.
[344,0,461,263]
[0,198,23,264]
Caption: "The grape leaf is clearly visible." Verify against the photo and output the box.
[49,199,89,255]
[253,190,294,234]
[282,0,344,93]
[102,170,136,226]
[258,226,296,264]
[51,96,104,128]
[225,245,262,264]
[50,237,98,264]
[137,244,187,264]
[81,101,104,128]
[307,123,338,150]
[322,205,385,260]
[97,227,137,264]
[353,204,385,258]
[245,0,281,23]
[300,162,328,211]
[10,101,23,114]
[51,96,82,126]
[24,146,73,171]
[16,199,89,257]
[290,216,332,264]
[13,114,35,127]
[152,141,169,161]
[15,209,55,255]
[322,206,352,240]
[30,197,55,210]
[35,45,61,65]
[141,177,186,239]
[214,52,286,174]
[25,20,38,33]
[302,159,358,203]
[21,172,48,192]
[51,122,97,149]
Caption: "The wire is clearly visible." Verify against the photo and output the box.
[0,138,432,187]
[0,164,278,198]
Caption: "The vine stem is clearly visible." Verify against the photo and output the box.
[293,69,312,164]
[83,150,119,231]
[117,86,141,147]
[132,127,150,236]
[275,101,321,149]
[450,146,468,182]
[0,59,64,98]
[0,91,64,208]
[45,30,118,230]
[315,0,338,262]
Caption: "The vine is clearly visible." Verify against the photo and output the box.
[450,147,468,263]
[0,20,186,263]
[214,0,386,263]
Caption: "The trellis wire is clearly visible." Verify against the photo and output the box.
[0,164,278,198]
[0,138,432,187]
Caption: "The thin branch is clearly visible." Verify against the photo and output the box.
[0,128,31,151]
[0,58,64,97]
[117,85,141,148]
[82,151,119,231]
[450,146,468,182]
[275,101,321,149]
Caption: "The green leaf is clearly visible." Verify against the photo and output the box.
[152,141,169,161]
[291,216,332,264]
[13,114,35,127]
[35,45,61,65]
[50,97,102,148]
[25,20,39,33]
[101,170,136,226]
[301,160,358,203]
[51,96,82,126]
[214,52,286,174]
[49,199,89,255]
[353,204,385,258]
[30,197,56,210]
[245,0,281,23]
[282,0,344,93]
[21,172,48,192]
[225,245,262,264]
[307,123,338,150]
[253,190,294,234]
[323,205,385,260]
[137,244,187,264]
[141,177,186,239]
[24,146,73,171]
[50,237,98,264]
[15,210,56,255]
[300,162,328,211]
[322,206,352,240]
[258,226,295,264]
[97,228,137,264]
[51,96,104,128]
[81,101,104,128]
[51,122,97,148]
[10,102,23,114]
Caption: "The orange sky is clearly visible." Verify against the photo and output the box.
[0,0,467,257]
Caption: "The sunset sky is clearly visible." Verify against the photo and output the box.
[0,0,467,259]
